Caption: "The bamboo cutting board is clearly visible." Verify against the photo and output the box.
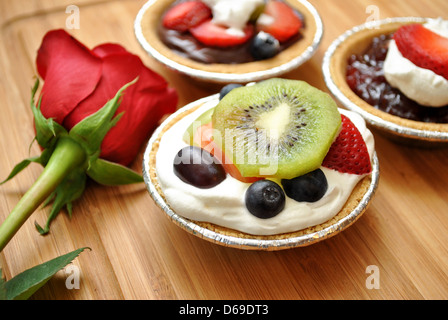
[1,0,448,300]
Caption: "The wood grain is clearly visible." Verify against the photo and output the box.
[1,0,448,300]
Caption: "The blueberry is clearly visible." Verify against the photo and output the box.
[281,169,328,202]
[173,146,226,189]
[250,31,280,60]
[245,180,285,219]
[219,83,243,100]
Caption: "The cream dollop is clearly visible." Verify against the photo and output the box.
[384,18,448,107]
[155,98,375,236]
[202,0,264,36]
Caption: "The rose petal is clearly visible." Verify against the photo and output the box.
[63,52,142,129]
[92,43,128,57]
[36,30,102,124]
[64,50,178,165]
[100,83,178,165]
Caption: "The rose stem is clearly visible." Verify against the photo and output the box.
[0,137,86,251]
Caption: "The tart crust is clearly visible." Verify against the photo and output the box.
[148,102,373,242]
[328,20,448,134]
[138,0,319,75]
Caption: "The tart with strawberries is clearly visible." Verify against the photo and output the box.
[323,17,448,144]
[135,0,323,83]
[143,79,379,250]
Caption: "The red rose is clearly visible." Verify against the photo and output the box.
[36,29,178,165]
[0,30,179,248]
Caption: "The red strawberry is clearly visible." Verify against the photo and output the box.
[322,115,372,175]
[256,0,302,42]
[394,23,448,80]
[162,0,212,32]
[190,19,254,47]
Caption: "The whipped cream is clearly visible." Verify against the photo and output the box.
[155,98,375,236]
[202,0,264,36]
[384,18,448,107]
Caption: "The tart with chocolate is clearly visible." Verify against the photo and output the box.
[135,0,323,83]
[143,79,379,250]
[323,17,448,144]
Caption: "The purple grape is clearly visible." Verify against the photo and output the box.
[173,146,226,188]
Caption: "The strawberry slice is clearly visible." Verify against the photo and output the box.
[322,115,372,175]
[256,0,302,42]
[394,23,448,80]
[190,19,254,47]
[162,0,212,32]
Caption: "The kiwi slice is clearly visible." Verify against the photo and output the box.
[211,78,341,179]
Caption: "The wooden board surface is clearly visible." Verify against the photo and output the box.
[1,0,448,300]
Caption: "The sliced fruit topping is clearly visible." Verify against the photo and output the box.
[245,179,285,219]
[162,0,212,32]
[173,146,226,189]
[212,78,342,179]
[281,169,328,203]
[182,106,260,183]
[256,0,302,42]
[322,114,372,175]
[394,23,448,80]
[183,107,214,146]
[196,120,261,183]
[250,31,280,60]
[190,19,254,47]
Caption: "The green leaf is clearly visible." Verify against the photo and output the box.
[31,79,67,149]
[69,78,137,157]
[0,148,53,185]
[35,168,87,235]
[1,247,90,300]
[87,158,143,185]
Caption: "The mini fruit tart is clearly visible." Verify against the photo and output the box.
[323,17,448,145]
[135,0,323,83]
[143,79,379,250]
